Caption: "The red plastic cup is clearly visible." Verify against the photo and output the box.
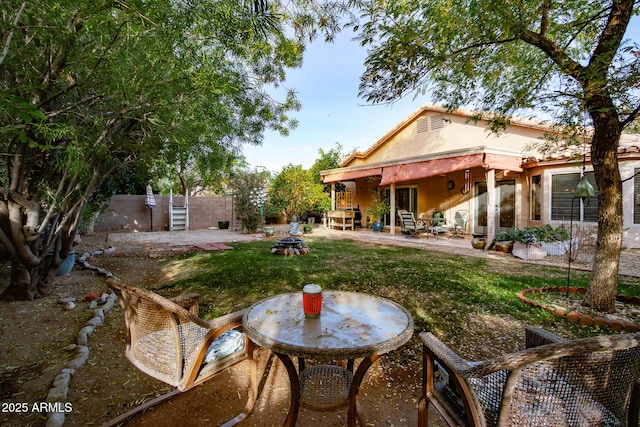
[303,284,322,318]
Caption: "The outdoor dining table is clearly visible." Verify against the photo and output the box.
[242,291,414,426]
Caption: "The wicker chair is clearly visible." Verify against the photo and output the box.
[419,327,640,427]
[105,278,257,427]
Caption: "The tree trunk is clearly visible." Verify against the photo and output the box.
[581,108,623,312]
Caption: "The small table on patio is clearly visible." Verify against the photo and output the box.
[242,291,414,426]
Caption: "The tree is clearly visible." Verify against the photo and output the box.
[0,0,346,300]
[308,143,351,187]
[229,168,272,232]
[269,164,330,219]
[350,0,640,312]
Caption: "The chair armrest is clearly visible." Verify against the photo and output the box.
[206,308,248,331]
[525,326,565,348]
[420,332,478,375]
[171,293,200,316]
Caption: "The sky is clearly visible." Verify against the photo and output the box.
[241,16,640,173]
[241,28,430,172]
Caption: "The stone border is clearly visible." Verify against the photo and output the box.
[45,248,118,427]
[517,286,640,332]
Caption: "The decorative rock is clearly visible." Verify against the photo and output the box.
[76,331,88,346]
[53,373,71,388]
[593,317,608,327]
[566,311,580,322]
[63,344,77,351]
[579,314,594,325]
[552,306,566,317]
[93,308,104,321]
[63,302,76,310]
[58,297,76,304]
[88,300,98,309]
[609,319,625,331]
[46,385,69,402]
[86,316,102,327]
[81,325,95,336]
[85,292,98,301]
[46,411,65,427]
[624,322,638,332]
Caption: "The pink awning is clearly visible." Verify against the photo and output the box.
[321,167,383,183]
[379,153,523,185]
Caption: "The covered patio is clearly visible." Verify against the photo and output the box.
[321,146,524,245]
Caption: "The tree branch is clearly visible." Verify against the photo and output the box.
[0,2,26,66]
[589,0,634,71]
[621,103,640,128]
[519,29,585,80]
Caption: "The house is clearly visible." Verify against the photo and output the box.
[320,104,640,248]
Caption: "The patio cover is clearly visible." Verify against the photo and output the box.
[322,167,383,183]
[379,153,523,185]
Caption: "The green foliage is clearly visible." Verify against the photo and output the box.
[366,191,390,221]
[229,169,271,232]
[268,164,330,218]
[494,225,571,243]
[308,143,352,187]
[0,0,351,297]
[350,0,639,127]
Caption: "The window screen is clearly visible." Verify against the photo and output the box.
[551,172,598,221]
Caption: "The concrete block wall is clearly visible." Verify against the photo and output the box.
[93,195,236,233]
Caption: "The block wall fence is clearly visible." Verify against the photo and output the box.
[93,194,238,233]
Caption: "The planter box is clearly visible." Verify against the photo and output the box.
[494,241,514,253]
[540,238,578,256]
[512,242,547,261]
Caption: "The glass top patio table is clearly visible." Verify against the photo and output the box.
[243,291,414,426]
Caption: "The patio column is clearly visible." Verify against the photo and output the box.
[486,169,496,246]
[331,183,336,210]
[390,183,396,235]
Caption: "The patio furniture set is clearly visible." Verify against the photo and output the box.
[104,277,640,427]
[399,209,469,240]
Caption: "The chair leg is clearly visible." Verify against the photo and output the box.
[418,396,429,427]
[100,389,182,427]
[220,358,259,427]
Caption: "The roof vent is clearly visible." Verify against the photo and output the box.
[431,114,444,130]
[417,117,429,133]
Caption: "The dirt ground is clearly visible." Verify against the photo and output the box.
[0,233,448,427]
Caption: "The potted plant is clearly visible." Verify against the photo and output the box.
[512,229,547,260]
[367,192,390,232]
[492,229,519,253]
[536,224,576,256]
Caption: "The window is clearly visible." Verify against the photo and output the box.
[531,175,541,221]
[551,172,598,221]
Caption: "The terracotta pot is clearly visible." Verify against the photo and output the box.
[471,238,486,249]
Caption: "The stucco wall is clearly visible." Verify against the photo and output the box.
[93,194,237,233]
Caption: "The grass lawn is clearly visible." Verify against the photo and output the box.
[154,236,640,353]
